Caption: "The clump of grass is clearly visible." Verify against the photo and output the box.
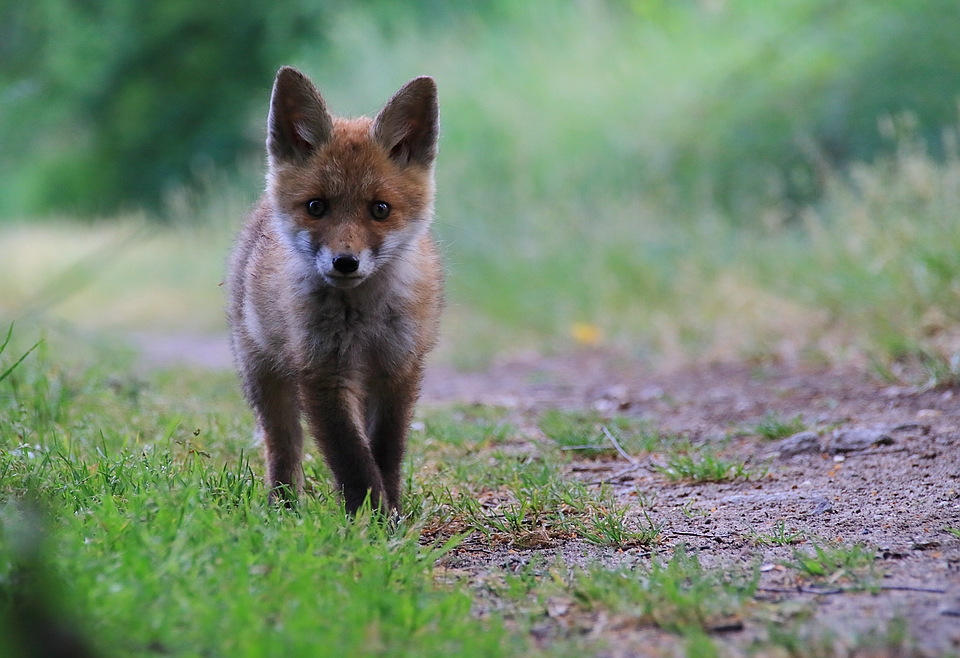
[918,351,960,391]
[762,617,920,658]
[750,520,805,547]
[447,469,659,549]
[869,348,960,391]
[574,547,757,635]
[654,444,752,483]
[752,411,806,441]
[572,508,662,549]
[424,429,655,548]
[945,527,960,539]
[784,543,878,589]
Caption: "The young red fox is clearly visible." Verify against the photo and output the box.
[226,67,442,514]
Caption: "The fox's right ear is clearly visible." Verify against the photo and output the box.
[267,67,333,164]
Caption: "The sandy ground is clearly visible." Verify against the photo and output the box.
[421,353,960,656]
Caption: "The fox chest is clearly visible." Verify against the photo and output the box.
[295,290,418,375]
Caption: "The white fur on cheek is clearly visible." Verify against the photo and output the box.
[315,246,333,275]
[376,221,429,299]
[357,248,375,277]
[379,217,429,264]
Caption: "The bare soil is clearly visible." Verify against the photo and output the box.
[421,353,960,656]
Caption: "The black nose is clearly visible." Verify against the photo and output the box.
[332,254,360,274]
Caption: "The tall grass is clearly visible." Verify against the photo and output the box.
[435,131,960,369]
[770,126,960,363]
[1,134,957,371]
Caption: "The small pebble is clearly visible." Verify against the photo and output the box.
[810,498,833,515]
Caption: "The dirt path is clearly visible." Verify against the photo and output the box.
[422,354,960,655]
[135,336,960,654]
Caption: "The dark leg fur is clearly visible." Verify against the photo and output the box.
[366,371,420,512]
[242,367,304,503]
[301,379,386,514]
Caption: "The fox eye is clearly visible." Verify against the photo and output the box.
[370,201,391,220]
[305,199,328,218]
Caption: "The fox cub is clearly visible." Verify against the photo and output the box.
[227,67,442,514]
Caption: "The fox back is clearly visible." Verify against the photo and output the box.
[226,67,442,513]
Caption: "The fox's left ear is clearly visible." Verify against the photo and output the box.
[372,77,439,167]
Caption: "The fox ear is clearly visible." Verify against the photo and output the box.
[267,67,333,164]
[373,77,439,167]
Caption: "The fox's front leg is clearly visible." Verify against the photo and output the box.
[366,369,421,513]
[301,377,386,514]
[242,367,305,503]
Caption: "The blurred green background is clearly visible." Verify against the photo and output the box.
[4,0,959,219]
[1,0,959,370]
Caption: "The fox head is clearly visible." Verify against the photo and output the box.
[264,67,439,289]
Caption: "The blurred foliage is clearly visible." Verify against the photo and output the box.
[672,0,960,218]
[1,0,960,220]
[0,0,333,216]
[0,0,507,217]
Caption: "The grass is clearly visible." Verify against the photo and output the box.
[573,547,758,635]
[571,506,662,550]
[538,408,753,485]
[0,338,517,657]
[783,543,879,589]
[421,405,514,448]
[752,411,807,441]
[750,520,805,547]
[760,617,923,658]
[653,443,753,484]
[436,455,658,549]
[918,350,960,391]
[2,479,503,657]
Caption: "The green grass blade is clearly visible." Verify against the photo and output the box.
[0,339,42,384]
